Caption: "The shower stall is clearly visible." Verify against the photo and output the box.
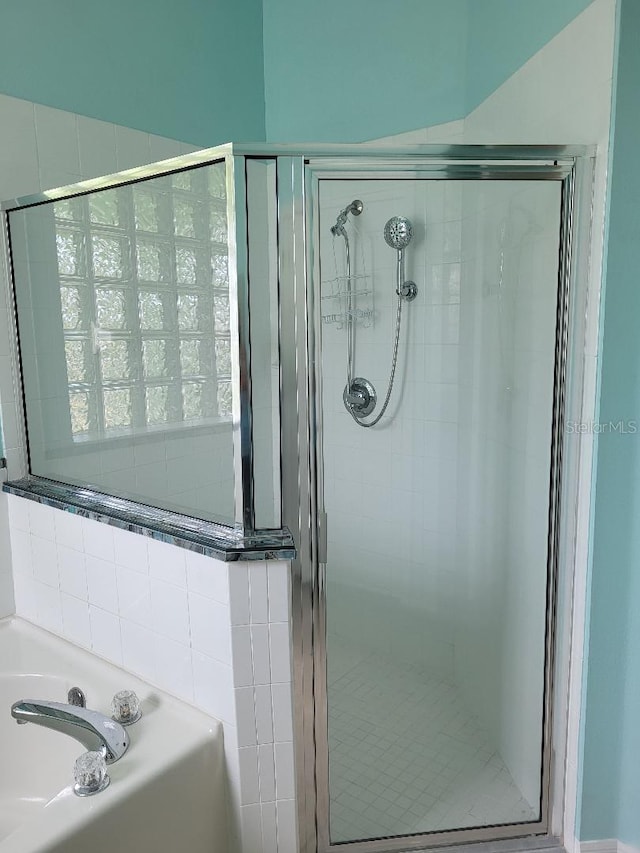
[316,173,557,845]
[279,145,591,853]
[4,143,594,853]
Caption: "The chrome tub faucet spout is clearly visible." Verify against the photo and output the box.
[11,699,130,764]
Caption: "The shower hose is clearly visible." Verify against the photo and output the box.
[341,229,405,428]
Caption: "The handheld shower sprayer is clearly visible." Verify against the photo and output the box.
[383,215,413,250]
[384,216,418,302]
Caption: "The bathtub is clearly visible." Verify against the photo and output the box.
[0,617,227,853]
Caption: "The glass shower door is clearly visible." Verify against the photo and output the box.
[317,174,563,846]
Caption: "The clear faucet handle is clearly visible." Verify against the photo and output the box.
[111,689,141,725]
[74,750,110,796]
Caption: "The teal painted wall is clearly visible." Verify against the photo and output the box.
[0,0,266,146]
[3,0,638,841]
[263,0,469,142]
[263,0,594,142]
[0,1,597,146]
[465,0,594,113]
[580,0,640,844]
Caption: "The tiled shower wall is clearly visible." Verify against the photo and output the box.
[319,176,556,815]
[0,94,297,853]
[320,177,462,680]
[455,179,561,807]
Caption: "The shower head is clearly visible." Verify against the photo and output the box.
[331,199,364,236]
[384,216,413,250]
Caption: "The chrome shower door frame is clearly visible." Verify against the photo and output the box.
[277,146,596,853]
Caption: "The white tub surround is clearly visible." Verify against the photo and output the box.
[0,616,226,853]
[6,493,296,853]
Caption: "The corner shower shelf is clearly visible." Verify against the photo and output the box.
[321,273,372,300]
[321,274,374,326]
[321,307,375,327]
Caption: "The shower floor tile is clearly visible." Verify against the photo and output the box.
[327,649,537,843]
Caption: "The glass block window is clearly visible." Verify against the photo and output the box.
[53,162,230,438]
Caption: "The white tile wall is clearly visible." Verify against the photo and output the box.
[319,173,561,828]
[319,177,461,679]
[0,492,16,618]
[233,561,297,853]
[454,179,561,808]
[7,492,295,852]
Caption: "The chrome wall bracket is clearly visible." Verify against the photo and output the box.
[398,280,418,301]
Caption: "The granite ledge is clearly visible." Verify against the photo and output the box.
[3,478,296,563]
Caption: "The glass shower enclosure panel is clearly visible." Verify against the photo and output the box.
[7,151,283,531]
[9,160,235,523]
[318,176,562,844]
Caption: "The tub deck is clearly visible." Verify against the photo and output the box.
[0,617,227,853]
